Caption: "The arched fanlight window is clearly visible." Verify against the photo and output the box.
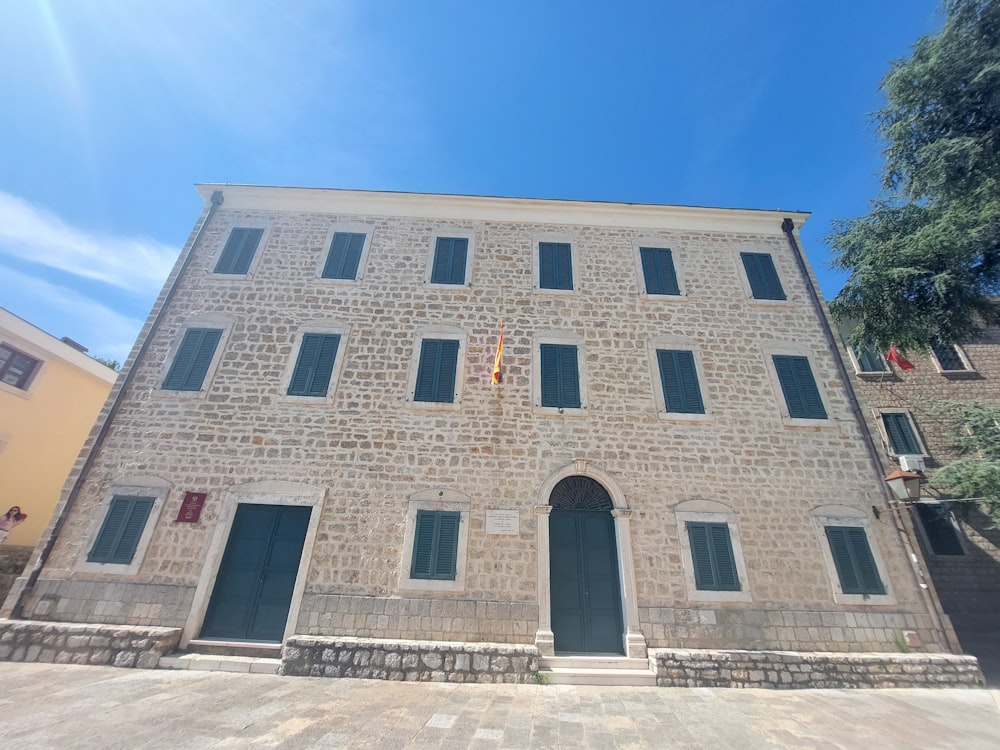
[549,476,613,511]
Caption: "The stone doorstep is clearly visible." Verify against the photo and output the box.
[538,656,658,687]
[186,639,282,659]
[159,653,281,675]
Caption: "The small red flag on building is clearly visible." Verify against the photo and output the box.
[492,320,504,385]
[886,344,915,371]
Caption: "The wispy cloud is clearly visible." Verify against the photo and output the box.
[0,191,177,294]
[0,265,145,363]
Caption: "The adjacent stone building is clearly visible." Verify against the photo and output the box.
[3,186,963,677]
[842,324,1000,679]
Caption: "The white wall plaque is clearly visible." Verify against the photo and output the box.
[485,509,519,535]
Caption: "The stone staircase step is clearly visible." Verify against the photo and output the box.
[186,639,282,659]
[539,656,650,671]
[539,667,656,687]
[159,652,280,675]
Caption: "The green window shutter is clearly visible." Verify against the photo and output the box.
[914,504,964,556]
[414,339,459,403]
[287,334,341,397]
[539,242,573,290]
[539,343,581,408]
[687,522,740,591]
[321,232,366,279]
[88,496,155,564]
[772,355,827,419]
[825,526,885,595]
[214,228,263,274]
[854,346,887,372]
[741,252,786,300]
[410,510,460,580]
[640,247,680,295]
[162,328,223,391]
[430,237,469,284]
[657,350,704,413]
[882,413,921,455]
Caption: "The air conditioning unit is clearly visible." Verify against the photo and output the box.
[898,455,926,472]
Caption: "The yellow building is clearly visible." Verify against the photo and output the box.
[0,308,117,549]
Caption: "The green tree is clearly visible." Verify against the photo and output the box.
[929,400,1000,524]
[93,356,121,372]
[828,0,1000,352]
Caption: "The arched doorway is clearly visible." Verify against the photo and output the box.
[548,476,624,654]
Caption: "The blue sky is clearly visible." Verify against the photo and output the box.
[0,1,943,362]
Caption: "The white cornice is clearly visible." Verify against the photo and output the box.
[196,184,810,235]
[0,308,119,383]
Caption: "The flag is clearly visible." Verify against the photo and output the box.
[491,320,504,385]
[886,344,915,371]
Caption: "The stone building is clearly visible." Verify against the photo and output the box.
[842,324,1000,681]
[2,186,968,681]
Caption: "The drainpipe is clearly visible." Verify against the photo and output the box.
[6,190,225,619]
[780,218,955,653]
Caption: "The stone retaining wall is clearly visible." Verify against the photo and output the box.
[0,546,32,605]
[282,635,540,683]
[0,619,181,669]
[652,648,984,689]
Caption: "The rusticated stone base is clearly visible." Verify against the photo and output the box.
[0,619,181,669]
[652,648,985,689]
[281,635,540,683]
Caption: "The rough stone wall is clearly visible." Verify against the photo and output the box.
[282,635,539,682]
[0,545,31,603]
[652,648,984,689]
[0,619,181,668]
[22,196,936,652]
[846,327,1000,646]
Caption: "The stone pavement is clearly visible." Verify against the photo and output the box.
[0,663,998,749]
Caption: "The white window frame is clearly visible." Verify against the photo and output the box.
[398,488,470,593]
[277,320,352,405]
[646,335,711,421]
[532,231,579,294]
[532,330,589,416]
[811,505,895,605]
[405,325,467,411]
[734,244,790,306]
[876,409,928,457]
[846,345,889,376]
[314,222,375,283]
[424,229,476,288]
[155,314,234,400]
[762,344,833,427]
[75,476,171,576]
[911,501,968,558]
[930,344,976,375]
[632,239,687,300]
[674,500,751,603]
[208,223,272,279]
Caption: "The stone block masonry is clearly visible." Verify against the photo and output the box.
[652,648,985,689]
[281,635,540,683]
[0,619,181,668]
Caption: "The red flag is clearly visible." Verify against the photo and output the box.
[491,321,504,385]
[886,344,915,371]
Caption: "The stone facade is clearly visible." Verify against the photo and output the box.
[0,619,180,668]
[652,648,984,689]
[844,324,1000,675]
[2,186,959,668]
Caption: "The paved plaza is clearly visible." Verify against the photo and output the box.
[0,662,998,749]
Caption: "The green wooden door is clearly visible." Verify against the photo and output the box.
[201,504,312,642]
[550,509,624,654]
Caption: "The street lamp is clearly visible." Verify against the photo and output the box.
[884,469,924,503]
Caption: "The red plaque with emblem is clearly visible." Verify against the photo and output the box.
[176,492,207,523]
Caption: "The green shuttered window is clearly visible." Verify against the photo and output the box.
[414,339,460,403]
[825,526,885,595]
[214,228,263,275]
[686,522,740,591]
[772,355,827,419]
[411,510,460,580]
[88,495,155,564]
[430,237,469,285]
[853,346,888,373]
[539,242,573,290]
[914,503,964,556]
[741,252,786,300]
[287,334,341,397]
[640,247,680,295]
[540,343,581,408]
[162,328,223,391]
[322,232,366,279]
[657,349,704,414]
[881,412,921,455]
